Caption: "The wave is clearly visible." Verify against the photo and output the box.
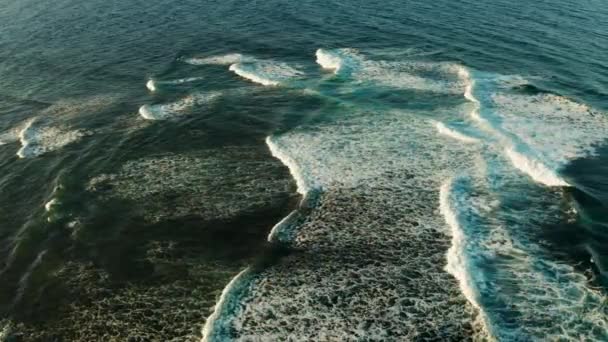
[201,268,252,342]
[440,178,493,339]
[139,92,219,120]
[504,147,569,186]
[217,107,482,340]
[434,121,479,143]
[17,119,88,158]
[183,53,251,65]
[315,48,346,73]
[458,67,608,187]
[265,136,310,195]
[229,61,302,86]
[146,77,204,92]
[317,48,464,93]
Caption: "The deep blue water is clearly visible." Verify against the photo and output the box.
[0,0,607,340]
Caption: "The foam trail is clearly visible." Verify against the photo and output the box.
[184,53,249,66]
[504,147,569,187]
[434,121,479,143]
[316,49,344,73]
[201,268,251,342]
[440,178,493,339]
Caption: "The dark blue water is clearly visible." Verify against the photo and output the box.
[0,0,607,340]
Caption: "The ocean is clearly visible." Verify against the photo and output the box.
[0,0,607,340]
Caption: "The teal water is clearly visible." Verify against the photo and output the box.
[0,0,607,340]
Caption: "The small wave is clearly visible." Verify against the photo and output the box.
[505,147,569,187]
[434,121,479,143]
[315,48,346,73]
[146,77,204,92]
[183,53,250,66]
[139,92,219,120]
[201,268,251,342]
[266,136,310,194]
[440,178,492,337]
[17,119,87,158]
[229,61,302,86]
[317,48,464,93]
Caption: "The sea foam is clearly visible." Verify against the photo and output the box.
[457,68,607,187]
[184,53,250,65]
[139,92,219,120]
[434,121,479,143]
[146,77,204,92]
[316,48,345,73]
[17,119,87,158]
[229,61,302,86]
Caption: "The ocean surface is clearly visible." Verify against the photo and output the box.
[0,0,607,340]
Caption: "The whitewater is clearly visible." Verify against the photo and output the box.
[196,49,608,341]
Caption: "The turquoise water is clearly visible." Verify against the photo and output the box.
[0,0,607,340]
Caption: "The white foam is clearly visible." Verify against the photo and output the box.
[504,147,569,187]
[44,198,58,212]
[146,77,204,92]
[201,268,250,342]
[317,48,464,93]
[440,178,493,339]
[458,67,608,187]
[17,119,87,158]
[315,49,344,73]
[434,121,479,143]
[229,61,302,87]
[223,107,483,340]
[266,136,309,195]
[0,321,11,341]
[0,130,18,146]
[146,79,157,92]
[184,53,250,65]
[139,92,220,120]
[266,210,298,243]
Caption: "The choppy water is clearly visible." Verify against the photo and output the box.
[0,0,607,340]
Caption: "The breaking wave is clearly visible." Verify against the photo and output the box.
[434,121,479,143]
[146,77,204,92]
[139,92,220,120]
[183,53,251,66]
[229,61,302,86]
[17,118,88,159]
